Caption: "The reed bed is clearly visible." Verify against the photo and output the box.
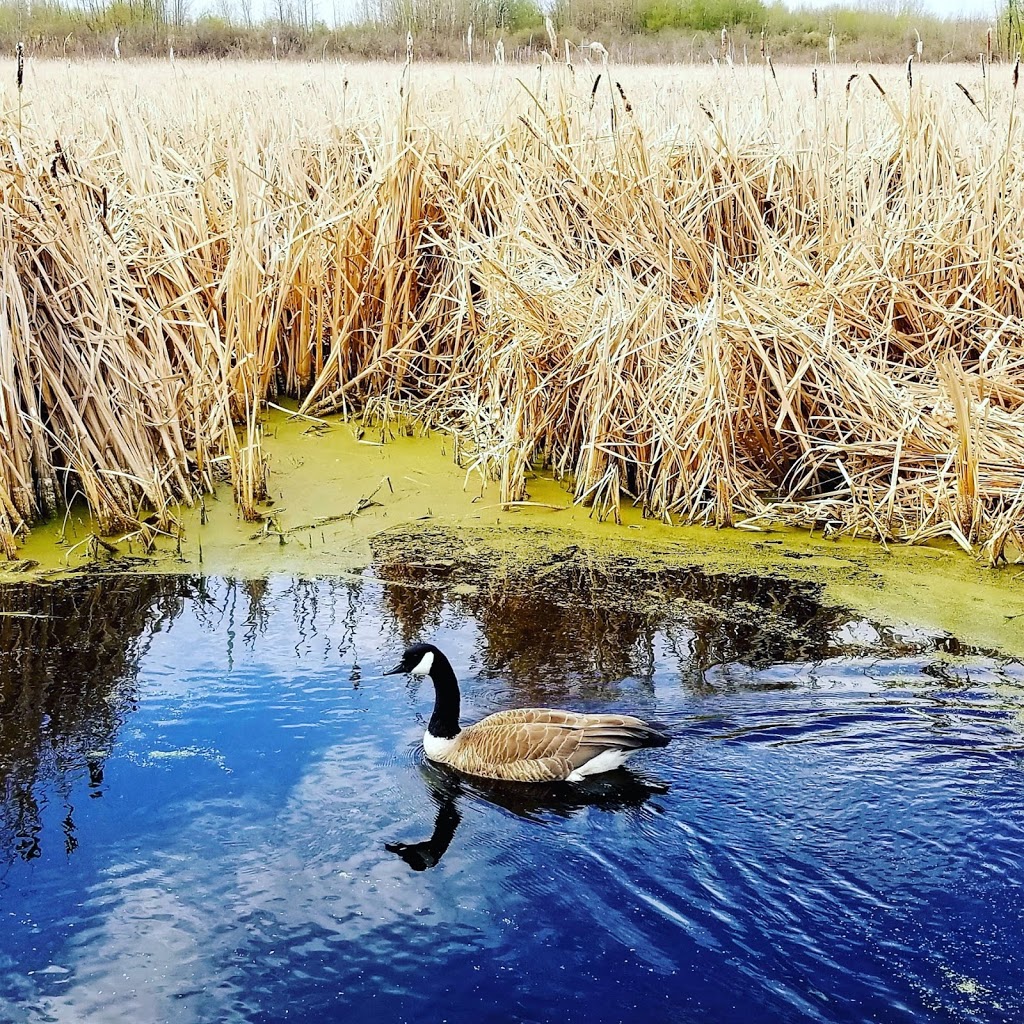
[1,59,1023,562]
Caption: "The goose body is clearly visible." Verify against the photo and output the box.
[386,643,670,783]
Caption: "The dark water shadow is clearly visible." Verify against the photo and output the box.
[0,575,201,866]
[386,760,668,871]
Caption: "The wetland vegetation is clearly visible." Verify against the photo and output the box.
[2,59,1024,571]
[1,43,1024,1024]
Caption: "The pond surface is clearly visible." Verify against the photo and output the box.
[0,557,1022,1024]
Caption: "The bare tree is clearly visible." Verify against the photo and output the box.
[170,0,189,29]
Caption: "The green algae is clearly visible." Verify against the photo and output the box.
[3,405,1023,658]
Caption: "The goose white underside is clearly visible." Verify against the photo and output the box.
[423,730,456,760]
[566,748,633,782]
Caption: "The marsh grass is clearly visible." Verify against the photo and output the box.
[1,60,1023,562]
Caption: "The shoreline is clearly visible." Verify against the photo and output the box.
[5,406,1023,659]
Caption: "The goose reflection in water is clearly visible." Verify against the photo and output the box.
[386,760,668,871]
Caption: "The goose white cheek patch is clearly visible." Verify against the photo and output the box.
[411,651,434,676]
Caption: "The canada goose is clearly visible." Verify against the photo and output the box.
[385,642,670,783]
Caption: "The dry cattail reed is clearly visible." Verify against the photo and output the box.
[545,16,556,58]
[766,55,782,98]
[15,41,23,134]
[1,62,1023,565]
[615,81,632,114]
[957,82,980,108]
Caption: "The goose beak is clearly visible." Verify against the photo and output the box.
[384,663,406,676]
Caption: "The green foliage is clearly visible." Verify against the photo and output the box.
[1004,0,1023,56]
[762,3,917,43]
[639,0,679,32]
[192,15,245,57]
[756,2,992,61]
[500,0,544,31]
[636,0,767,34]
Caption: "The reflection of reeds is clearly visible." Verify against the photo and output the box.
[0,576,194,862]
[1,65,1023,561]
[372,531,852,699]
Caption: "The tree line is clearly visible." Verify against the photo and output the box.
[0,0,1017,62]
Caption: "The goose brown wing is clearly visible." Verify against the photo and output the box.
[454,716,588,765]
[475,708,590,729]
[444,709,667,781]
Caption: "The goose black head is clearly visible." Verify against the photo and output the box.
[385,642,440,677]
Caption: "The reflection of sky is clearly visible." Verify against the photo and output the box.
[11,579,456,1022]
[34,745,495,1023]
[2,576,1024,1023]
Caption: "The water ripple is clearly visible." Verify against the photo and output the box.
[0,574,1022,1024]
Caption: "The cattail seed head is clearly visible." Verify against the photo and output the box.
[957,82,979,108]
[16,41,24,92]
[615,81,632,114]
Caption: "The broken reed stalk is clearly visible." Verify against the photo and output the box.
[0,61,1023,564]
[16,41,23,135]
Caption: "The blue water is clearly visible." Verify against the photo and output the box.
[0,569,1022,1024]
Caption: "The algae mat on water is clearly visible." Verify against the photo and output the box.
[3,407,1023,658]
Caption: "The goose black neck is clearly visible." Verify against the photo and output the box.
[426,652,461,740]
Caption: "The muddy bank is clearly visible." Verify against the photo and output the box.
[2,407,1023,658]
